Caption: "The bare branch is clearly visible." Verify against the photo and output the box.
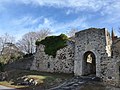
[66,28,78,37]
[16,28,51,54]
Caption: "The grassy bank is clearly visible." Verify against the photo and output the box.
[0,69,73,90]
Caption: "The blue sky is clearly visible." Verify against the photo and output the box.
[0,0,120,40]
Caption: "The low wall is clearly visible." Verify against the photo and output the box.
[5,56,34,70]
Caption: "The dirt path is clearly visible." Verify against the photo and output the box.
[49,76,120,90]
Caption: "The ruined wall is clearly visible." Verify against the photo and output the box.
[6,56,34,70]
[30,41,75,73]
[102,38,120,87]
[74,28,112,77]
[30,28,120,87]
[74,28,120,87]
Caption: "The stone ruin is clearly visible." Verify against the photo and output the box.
[30,28,120,86]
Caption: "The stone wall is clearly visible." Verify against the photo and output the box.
[73,28,120,86]
[5,56,34,70]
[30,28,120,87]
[102,38,120,87]
[30,41,75,73]
[74,28,112,77]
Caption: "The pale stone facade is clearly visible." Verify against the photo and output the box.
[74,28,111,77]
[30,41,75,73]
[31,28,120,86]
[102,38,120,86]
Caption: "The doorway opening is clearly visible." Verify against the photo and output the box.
[83,51,96,76]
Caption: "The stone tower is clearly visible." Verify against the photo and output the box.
[74,28,112,77]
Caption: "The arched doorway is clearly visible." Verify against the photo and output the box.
[83,51,96,76]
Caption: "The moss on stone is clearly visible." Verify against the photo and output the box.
[35,34,68,57]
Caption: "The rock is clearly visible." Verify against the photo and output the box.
[0,72,8,81]
[73,83,79,86]
[62,87,71,90]
[29,78,34,83]
[78,81,84,84]
[20,81,29,85]
[92,77,101,81]
[24,77,29,81]
[31,80,38,85]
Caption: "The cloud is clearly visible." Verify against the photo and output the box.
[35,16,88,34]
[0,0,116,12]
[44,18,50,25]
[0,16,44,40]
[24,0,103,12]
[66,9,73,15]
[101,1,120,15]
[10,16,43,28]
[1,16,56,40]
[0,3,6,13]
[1,0,120,16]
[100,1,120,24]
[0,0,120,38]
[12,16,88,35]
[1,0,120,15]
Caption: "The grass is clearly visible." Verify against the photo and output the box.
[0,81,27,88]
[0,69,73,89]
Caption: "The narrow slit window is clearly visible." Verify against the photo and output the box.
[48,62,50,68]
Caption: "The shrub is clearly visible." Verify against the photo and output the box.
[35,34,68,57]
[0,62,5,72]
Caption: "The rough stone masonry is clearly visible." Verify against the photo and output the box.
[30,28,120,87]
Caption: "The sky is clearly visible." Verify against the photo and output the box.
[0,0,120,40]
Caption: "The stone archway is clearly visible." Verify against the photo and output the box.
[82,51,96,76]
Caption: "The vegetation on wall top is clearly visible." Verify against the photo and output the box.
[35,34,68,57]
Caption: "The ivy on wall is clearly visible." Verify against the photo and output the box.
[35,34,68,57]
